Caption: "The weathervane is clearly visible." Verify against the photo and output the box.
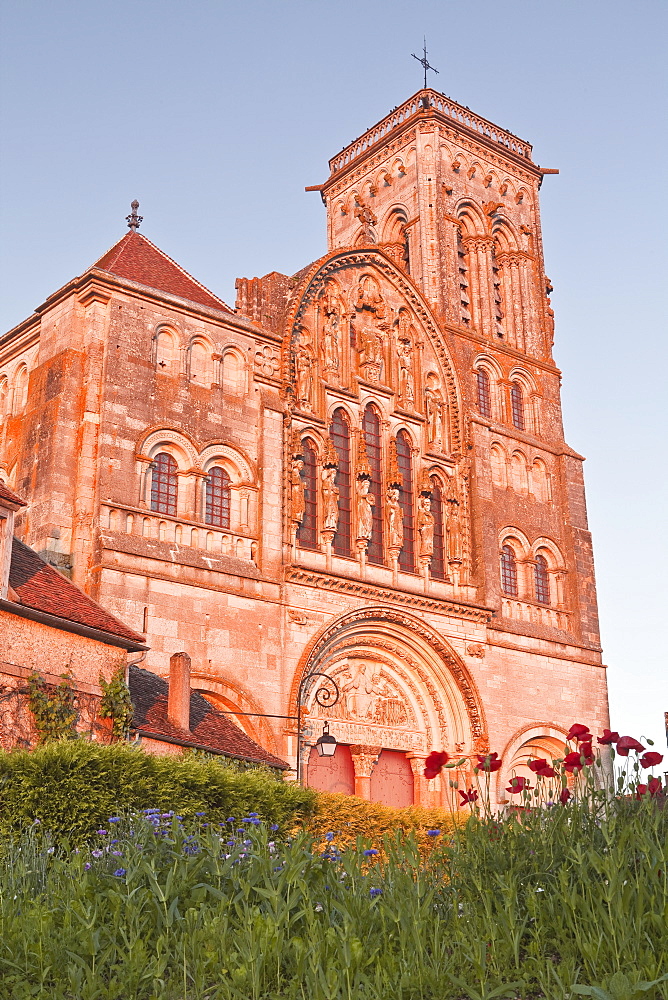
[126,199,143,231]
[412,38,439,89]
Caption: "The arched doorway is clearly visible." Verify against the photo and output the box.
[370,751,414,807]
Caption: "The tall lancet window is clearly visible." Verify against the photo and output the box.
[534,554,550,605]
[430,476,447,581]
[205,467,231,528]
[395,430,415,572]
[297,440,318,550]
[363,404,384,565]
[150,453,178,516]
[500,544,518,596]
[510,381,525,430]
[476,369,492,419]
[330,409,352,557]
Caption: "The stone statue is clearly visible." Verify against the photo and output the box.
[417,495,434,557]
[294,332,314,407]
[359,325,384,368]
[397,336,415,408]
[321,465,339,532]
[356,478,374,541]
[321,283,342,375]
[386,486,404,550]
[425,380,445,447]
[355,274,385,320]
[445,495,462,562]
[290,458,305,526]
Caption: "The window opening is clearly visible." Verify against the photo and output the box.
[476,369,492,419]
[430,477,447,580]
[330,409,352,557]
[150,453,178,516]
[395,431,414,572]
[510,382,525,430]
[297,440,318,549]
[205,466,231,529]
[363,405,384,564]
[534,554,550,604]
[501,544,518,596]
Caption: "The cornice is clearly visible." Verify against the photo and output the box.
[454,326,561,377]
[285,566,492,622]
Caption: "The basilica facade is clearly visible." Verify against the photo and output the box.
[0,88,609,807]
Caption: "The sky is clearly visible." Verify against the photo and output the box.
[1,1,666,758]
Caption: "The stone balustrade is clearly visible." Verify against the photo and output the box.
[501,596,569,631]
[100,504,256,561]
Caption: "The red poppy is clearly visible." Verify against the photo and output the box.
[458,788,479,805]
[527,758,557,778]
[636,777,662,799]
[616,736,645,756]
[563,745,594,773]
[640,751,663,769]
[423,750,449,779]
[566,723,591,743]
[476,752,502,773]
[559,787,571,805]
[506,776,531,794]
[597,729,620,745]
[579,742,595,765]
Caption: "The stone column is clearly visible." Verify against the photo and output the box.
[407,754,428,806]
[349,745,381,800]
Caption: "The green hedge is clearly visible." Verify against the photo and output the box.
[0,740,315,843]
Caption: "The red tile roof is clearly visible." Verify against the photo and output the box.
[93,231,232,313]
[129,664,288,769]
[9,538,145,647]
[0,482,26,507]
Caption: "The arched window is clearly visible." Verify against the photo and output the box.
[395,430,414,572]
[476,369,492,419]
[150,453,178,516]
[363,404,384,564]
[205,466,231,529]
[155,329,177,371]
[534,554,550,604]
[222,351,244,395]
[0,375,7,417]
[430,476,446,580]
[510,381,525,430]
[13,366,28,414]
[297,440,318,549]
[490,445,505,487]
[500,544,518,596]
[189,340,209,382]
[330,409,352,557]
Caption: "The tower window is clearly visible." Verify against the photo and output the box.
[500,544,518,596]
[476,369,492,419]
[430,476,446,580]
[150,453,178,516]
[363,405,384,565]
[534,554,550,604]
[297,440,318,550]
[510,382,525,430]
[395,431,415,572]
[330,409,352,557]
[205,466,231,529]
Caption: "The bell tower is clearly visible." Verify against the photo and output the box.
[318,88,555,362]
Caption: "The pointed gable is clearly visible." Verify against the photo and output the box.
[93,231,232,313]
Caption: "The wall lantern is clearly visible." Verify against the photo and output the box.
[315,721,337,757]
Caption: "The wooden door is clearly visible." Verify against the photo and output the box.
[369,750,414,807]
[307,744,355,795]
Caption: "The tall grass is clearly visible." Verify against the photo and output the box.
[1,787,666,1000]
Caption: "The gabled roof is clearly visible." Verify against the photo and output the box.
[129,664,288,769]
[0,482,27,508]
[93,231,232,313]
[9,538,145,647]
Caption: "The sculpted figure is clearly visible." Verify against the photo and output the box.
[359,325,384,368]
[290,458,305,526]
[321,283,342,374]
[355,274,385,320]
[294,332,314,407]
[356,478,374,540]
[397,336,415,408]
[417,495,434,557]
[386,486,404,550]
[321,465,339,532]
[446,496,462,562]
[425,382,445,446]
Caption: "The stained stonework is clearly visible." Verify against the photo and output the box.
[0,88,609,806]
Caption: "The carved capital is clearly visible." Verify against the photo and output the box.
[349,745,381,778]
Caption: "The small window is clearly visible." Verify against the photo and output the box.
[13,366,29,414]
[222,351,245,395]
[297,440,318,549]
[534,554,550,604]
[510,382,525,431]
[430,476,446,580]
[205,466,231,529]
[363,405,384,565]
[330,409,352,557]
[150,453,178,516]
[476,369,492,419]
[155,329,177,371]
[396,431,414,572]
[189,340,209,382]
[500,544,518,596]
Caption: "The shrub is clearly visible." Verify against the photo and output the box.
[0,740,315,843]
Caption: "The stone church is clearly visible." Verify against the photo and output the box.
[0,87,609,807]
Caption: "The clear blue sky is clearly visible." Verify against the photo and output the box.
[1,1,666,756]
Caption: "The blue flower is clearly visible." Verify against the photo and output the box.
[248,812,259,818]
[369,888,382,898]
[96,829,107,836]
[113,868,127,877]
[270,823,279,831]
[426,829,441,837]
[195,811,207,817]
[226,817,235,823]
[363,849,379,857]
[325,831,334,842]
[84,862,91,871]
[91,849,103,859]
[112,851,123,857]
[108,817,121,823]
[110,839,119,845]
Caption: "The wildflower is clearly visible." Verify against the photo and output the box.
[423,749,449,779]
[458,788,478,805]
[636,777,662,799]
[226,817,235,822]
[426,829,441,836]
[110,839,119,845]
[315,903,323,912]
[527,758,556,778]
[270,824,279,832]
[369,888,382,898]
[195,811,207,817]
[566,723,591,743]
[476,752,502,773]
[325,831,335,842]
[597,729,619,745]
[363,848,379,856]
[108,817,121,824]
[91,850,103,858]
[248,812,259,818]
[616,736,645,756]
[96,830,107,836]
[563,744,594,773]
[84,863,91,871]
[113,868,127,877]
[640,751,664,769]
[111,850,123,857]
[506,776,531,794]
[559,788,571,805]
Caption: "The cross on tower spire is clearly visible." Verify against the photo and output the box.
[412,38,439,90]
[126,199,143,232]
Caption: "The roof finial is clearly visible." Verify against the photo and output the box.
[126,199,143,232]
[412,37,439,90]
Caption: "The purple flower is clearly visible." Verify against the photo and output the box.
[112,851,123,857]
[363,849,379,857]
[91,850,103,859]
[248,812,259,818]
[426,829,441,837]
[195,811,206,817]
[108,817,121,823]
[325,831,334,842]
[84,863,91,871]
[270,824,279,831]
[97,830,107,836]
[113,868,126,877]
[369,888,382,898]
[226,817,235,823]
